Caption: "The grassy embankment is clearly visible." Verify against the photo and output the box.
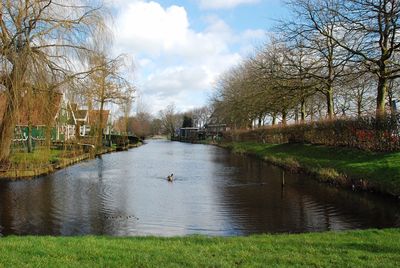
[1,141,142,179]
[0,148,92,179]
[9,149,65,166]
[220,141,400,197]
[0,229,399,267]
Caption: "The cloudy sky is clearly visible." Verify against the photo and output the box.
[107,0,288,114]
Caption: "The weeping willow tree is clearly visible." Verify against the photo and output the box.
[0,0,107,163]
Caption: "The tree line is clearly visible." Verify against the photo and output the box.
[211,0,400,129]
[114,103,212,139]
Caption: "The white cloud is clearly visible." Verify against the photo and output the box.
[111,0,265,114]
[198,0,260,10]
[142,52,241,97]
[145,67,209,96]
[114,1,189,56]
[113,2,235,60]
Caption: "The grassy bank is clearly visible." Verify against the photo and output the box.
[10,149,64,166]
[1,146,119,180]
[220,141,400,197]
[0,229,399,267]
[0,149,91,179]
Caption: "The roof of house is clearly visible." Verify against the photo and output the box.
[0,91,62,126]
[68,103,87,122]
[66,103,110,128]
[74,110,88,120]
[88,110,110,129]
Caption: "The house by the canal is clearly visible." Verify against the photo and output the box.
[174,127,206,142]
[61,103,112,140]
[180,127,199,140]
[175,125,229,142]
[0,91,63,143]
[0,93,113,144]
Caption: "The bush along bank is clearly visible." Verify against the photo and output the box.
[218,141,400,198]
[222,116,400,152]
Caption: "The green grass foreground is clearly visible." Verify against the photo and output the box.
[0,229,399,267]
[222,141,400,196]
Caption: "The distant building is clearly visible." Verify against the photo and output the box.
[180,127,200,140]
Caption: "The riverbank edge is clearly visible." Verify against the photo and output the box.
[0,142,143,180]
[214,141,400,198]
[0,229,399,267]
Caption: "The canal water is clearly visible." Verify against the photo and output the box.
[0,140,399,236]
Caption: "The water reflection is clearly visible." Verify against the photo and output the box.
[0,140,399,236]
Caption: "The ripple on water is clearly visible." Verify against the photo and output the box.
[0,140,399,236]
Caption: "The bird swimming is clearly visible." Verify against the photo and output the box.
[167,173,174,182]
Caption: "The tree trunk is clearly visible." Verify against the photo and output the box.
[357,95,362,118]
[310,103,314,122]
[376,76,388,117]
[0,58,27,162]
[300,99,306,123]
[96,100,105,153]
[45,125,52,151]
[326,86,334,119]
[96,67,106,154]
[0,102,17,163]
[0,85,19,163]
[45,91,55,149]
[258,114,262,128]
[281,110,287,125]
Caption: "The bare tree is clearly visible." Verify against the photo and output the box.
[317,0,400,116]
[159,104,179,138]
[282,0,353,119]
[0,0,106,163]
[190,106,212,128]
[88,53,135,152]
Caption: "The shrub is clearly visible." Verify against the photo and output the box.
[223,115,400,152]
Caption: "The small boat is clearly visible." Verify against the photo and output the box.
[167,174,174,182]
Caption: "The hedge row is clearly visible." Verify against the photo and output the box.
[223,116,400,152]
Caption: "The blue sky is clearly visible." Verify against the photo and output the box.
[155,0,288,32]
[108,0,289,114]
